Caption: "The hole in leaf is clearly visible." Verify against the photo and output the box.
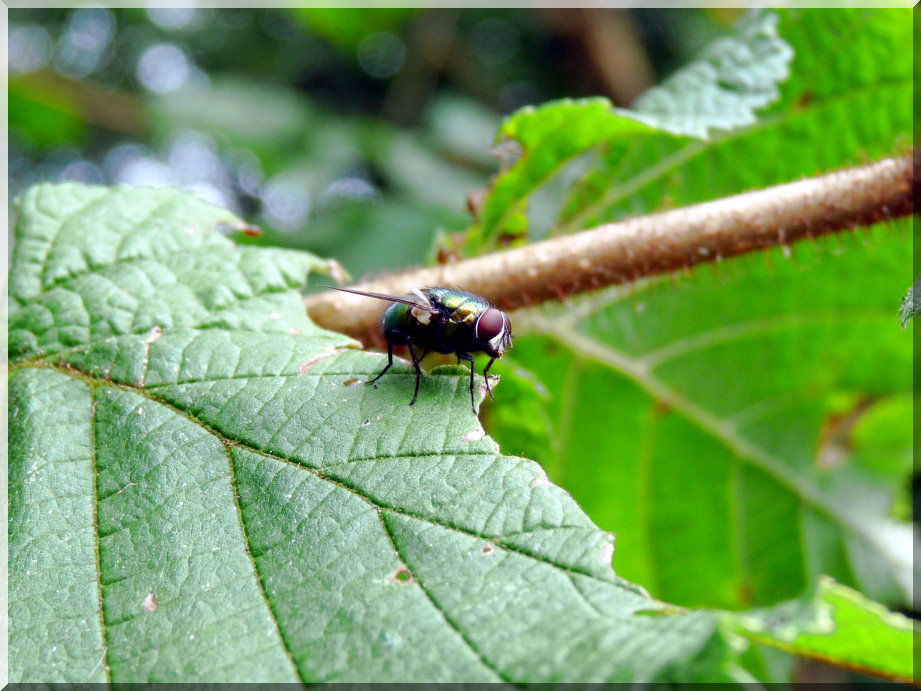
[392,567,414,585]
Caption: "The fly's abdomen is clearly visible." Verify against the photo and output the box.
[381,302,412,343]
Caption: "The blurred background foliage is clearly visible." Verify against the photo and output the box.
[10,6,733,280]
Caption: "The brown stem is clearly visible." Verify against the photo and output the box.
[306,155,914,348]
[13,69,144,136]
[536,9,656,107]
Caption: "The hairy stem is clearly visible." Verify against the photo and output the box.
[306,154,913,347]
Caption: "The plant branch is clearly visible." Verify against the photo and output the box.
[305,154,913,348]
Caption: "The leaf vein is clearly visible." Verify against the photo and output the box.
[222,441,304,683]
[36,188,123,292]
[377,510,510,684]
[639,309,895,370]
[568,573,606,618]
[539,323,887,569]
[89,385,112,683]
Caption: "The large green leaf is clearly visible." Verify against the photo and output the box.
[11,183,741,683]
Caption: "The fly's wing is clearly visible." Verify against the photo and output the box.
[320,285,436,313]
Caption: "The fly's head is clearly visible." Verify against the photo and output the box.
[475,308,513,358]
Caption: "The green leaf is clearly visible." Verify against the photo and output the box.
[11,183,738,683]
[485,7,913,612]
[557,7,911,233]
[468,10,793,252]
[631,11,793,138]
[730,577,916,683]
[288,8,415,51]
[472,98,659,251]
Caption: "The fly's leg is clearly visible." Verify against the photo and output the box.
[367,341,394,386]
[458,352,477,413]
[407,344,427,406]
[482,357,497,400]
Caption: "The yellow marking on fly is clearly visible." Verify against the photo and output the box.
[442,294,477,324]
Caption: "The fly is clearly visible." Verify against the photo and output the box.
[324,286,513,413]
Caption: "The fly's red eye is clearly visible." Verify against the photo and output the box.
[475,308,505,342]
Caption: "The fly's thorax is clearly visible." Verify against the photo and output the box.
[427,288,489,324]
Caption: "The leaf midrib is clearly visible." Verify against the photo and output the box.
[89,386,111,684]
[221,435,302,682]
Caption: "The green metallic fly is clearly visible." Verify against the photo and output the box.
[326,286,513,413]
